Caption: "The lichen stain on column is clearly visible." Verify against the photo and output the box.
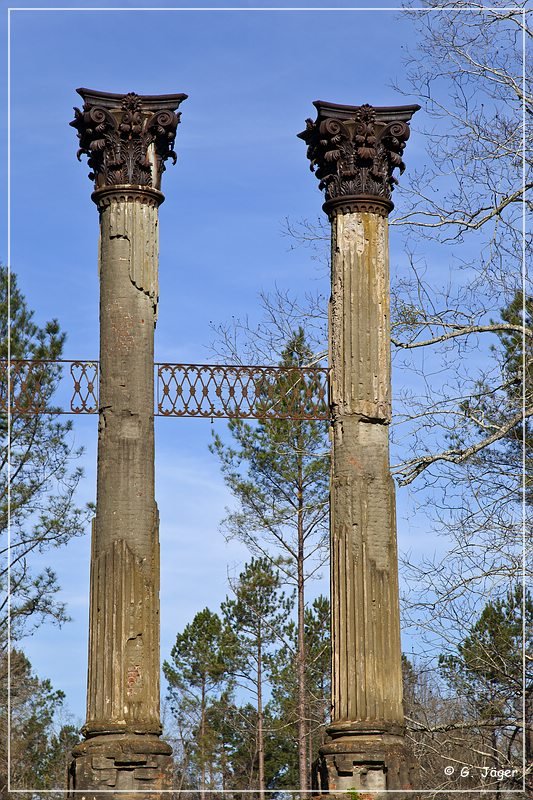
[332,211,391,421]
[107,199,160,315]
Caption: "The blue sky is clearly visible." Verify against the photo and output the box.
[2,1,492,729]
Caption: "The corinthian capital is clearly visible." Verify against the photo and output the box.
[70,88,187,195]
[298,100,420,216]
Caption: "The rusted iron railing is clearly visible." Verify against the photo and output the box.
[0,359,99,414]
[157,363,329,419]
[0,360,330,420]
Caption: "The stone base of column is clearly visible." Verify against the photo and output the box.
[68,733,173,798]
[312,723,416,797]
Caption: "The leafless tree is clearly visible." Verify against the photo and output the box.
[279,7,531,787]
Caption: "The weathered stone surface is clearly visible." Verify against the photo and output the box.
[329,211,391,421]
[326,214,406,791]
[314,729,413,795]
[70,189,173,793]
[300,102,419,793]
[83,194,162,736]
[85,534,161,733]
[70,88,185,797]
[70,734,173,797]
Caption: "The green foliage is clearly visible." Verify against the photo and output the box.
[210,330,329,790]
[210,328,329,585]
[0,648,80,793]
[445,291,533,511]
[440,584,531,717]
[163,608,238,795]
[452,292,532,441]
[265,595,331,788]
[346,790,360,800]
[497,292,533,394]
[263,702,299,791]
[495,292,533,503]
[304,595,331,707]
[222,558,293,689]
[457,292,533,501]
[203,693,258,793]
[0,267,91,644]
[164,608,236,695]
[165,581,331,792]
[222,558,293,792]
[438,584,532,787]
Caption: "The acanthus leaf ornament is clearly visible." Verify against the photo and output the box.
[298,100,420,216]
[70,88,187,194]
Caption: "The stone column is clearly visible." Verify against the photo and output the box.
[299,101,419,795]
[69,87,186,796]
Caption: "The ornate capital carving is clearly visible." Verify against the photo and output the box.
[298,100,420,216]
[71,88,187,194]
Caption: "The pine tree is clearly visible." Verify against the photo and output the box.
[203,693,258,797]
[222,558,293,795]
[0,649,80,796]
[439,585,531,792]
[0,266,91,643]
[211,329,329,790]
[303,595,331,764]
[494,292,533,504]
[163,608,237,799]
[265,595,331,790]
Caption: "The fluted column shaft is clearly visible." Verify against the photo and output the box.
[86,189,162,735]
[69,87,186,797]
[329,210,403,730]
[299,99,419,794]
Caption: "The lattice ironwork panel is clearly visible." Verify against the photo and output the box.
[0,360,99,414]
[156,363,330,420]
[0,361,330,420]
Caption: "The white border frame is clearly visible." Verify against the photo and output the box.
[6,3,529,794]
